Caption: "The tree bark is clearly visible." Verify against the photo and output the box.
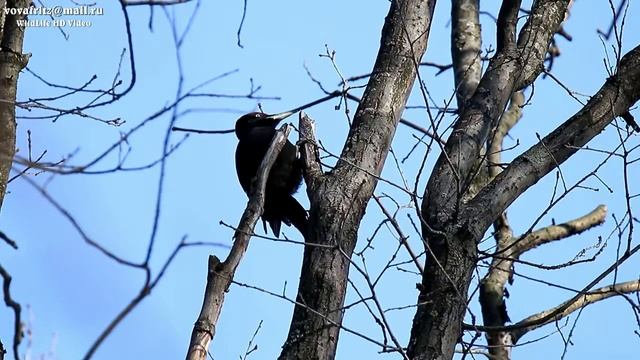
[279,1,436,359]
[0,0,30,209]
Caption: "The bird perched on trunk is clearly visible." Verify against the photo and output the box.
[234,111,308,237]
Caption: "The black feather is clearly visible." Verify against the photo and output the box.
[234,112,308,238]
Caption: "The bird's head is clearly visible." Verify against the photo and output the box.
[234,111,294,140]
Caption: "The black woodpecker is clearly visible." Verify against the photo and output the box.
[234,111,308,237]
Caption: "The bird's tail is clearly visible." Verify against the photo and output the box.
[282,194,308,237]
[262,194,308,238]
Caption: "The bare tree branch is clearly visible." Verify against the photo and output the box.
[0,264,21,360]
[373,195,424,274]
[83,237,213,360]
[512,280,640,342]
[514,205,607,256]
[186,125,292,360]
[451,0,482,109]
[465,240,640,335]
[466,44,640,238]
[496,0,521,53]
[0,230,17,249]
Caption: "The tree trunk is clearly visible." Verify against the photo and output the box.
[279,1,436,359]
[408,1,572,359]
[0,0,30,209]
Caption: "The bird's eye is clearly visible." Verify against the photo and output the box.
[255,113,261,118]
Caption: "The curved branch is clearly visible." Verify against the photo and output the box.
[464,242,640,334]
[514,204,607,256]
[512,280,640,342]
[0,264,21,360]
[186,125,291,360]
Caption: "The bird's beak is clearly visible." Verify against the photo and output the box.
[266,111,294,122]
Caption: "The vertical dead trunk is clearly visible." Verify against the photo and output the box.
[279,1,436,359]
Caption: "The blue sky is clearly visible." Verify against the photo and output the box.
[1,0,639,359]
